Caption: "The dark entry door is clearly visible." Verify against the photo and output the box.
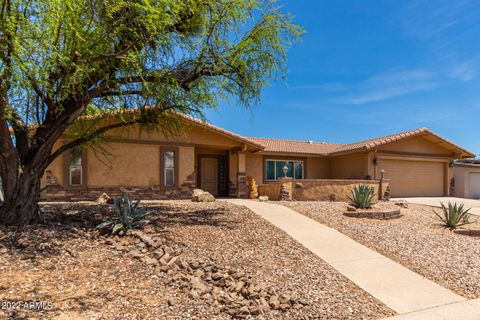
[201,158,218,196]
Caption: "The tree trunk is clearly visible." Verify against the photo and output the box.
[0,170,41,226]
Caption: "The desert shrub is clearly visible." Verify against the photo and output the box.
[96,191,153,235]
[349,184,375,209]
[434,202,471,229]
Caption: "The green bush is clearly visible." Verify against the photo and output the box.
[96,191,153,235]
[434,202,471,229]
[349,184,375,209]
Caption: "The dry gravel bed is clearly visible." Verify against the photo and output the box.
[0,200,393,319]
[281,200,480,299]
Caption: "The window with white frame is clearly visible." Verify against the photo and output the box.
[164,150,175,186]
[69,148,83,186]
[265,159,303,181]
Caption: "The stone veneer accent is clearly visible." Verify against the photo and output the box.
[43,167,196,201]
[45,183,196,201]
[236,172,247,198]
[257,179,389,202]
[343,208,402,220]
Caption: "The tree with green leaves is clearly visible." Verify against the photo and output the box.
[0,0,302,225]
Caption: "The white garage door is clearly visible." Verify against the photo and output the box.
[469,173,480,199]
[377,159,445,197]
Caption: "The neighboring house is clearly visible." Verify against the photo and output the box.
[453,160,480,199]
[43,112,474,201]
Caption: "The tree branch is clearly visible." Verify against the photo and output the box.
[46,106,175,165]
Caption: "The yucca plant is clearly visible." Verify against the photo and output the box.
[434,202,471,229]
[96,191,154,235]
[349,184,376,209]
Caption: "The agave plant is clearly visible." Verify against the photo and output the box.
[434,202,471,229]
[349,184,375,209]
[96,191,153,235]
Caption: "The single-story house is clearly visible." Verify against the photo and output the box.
[43,112,474,201]
[453,160,480,199]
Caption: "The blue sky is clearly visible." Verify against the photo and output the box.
[205,0,480,156]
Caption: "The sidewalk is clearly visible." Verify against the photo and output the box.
[382,298,480,320]
[225,199,465,315]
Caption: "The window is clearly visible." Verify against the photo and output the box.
[164,150,175,187]
[265,160,303,181]
[69,148,83,186]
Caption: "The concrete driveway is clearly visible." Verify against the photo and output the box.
[391,197,480,216]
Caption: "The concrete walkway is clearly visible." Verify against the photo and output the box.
[392,197,480,216]
[382,298,480,320]
[225,199,465,315]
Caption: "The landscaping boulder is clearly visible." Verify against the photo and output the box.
[96,193,110,204]
[191,189,215,202]
[258,196,269,201]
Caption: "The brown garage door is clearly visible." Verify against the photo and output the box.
[377,159,445,197]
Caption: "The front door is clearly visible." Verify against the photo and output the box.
[201,157,218,196]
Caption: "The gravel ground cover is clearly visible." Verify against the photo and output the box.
[0,200,393,319]
[282,200,480,299]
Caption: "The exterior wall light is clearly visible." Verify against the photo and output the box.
[283,162,289,177]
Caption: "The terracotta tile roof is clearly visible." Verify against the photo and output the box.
[248,128,475,158]
[330,127,474,157]
[23,105,473,157]
[177,113,265,149]
[247,137,344,155]
[78,107,265,150]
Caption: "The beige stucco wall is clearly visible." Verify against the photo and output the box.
[377,136,453,155]
[330,153,368,179]
[107,123,245,149]
[42,141,67,188]
[179,146,195,186]
[44,122,248,191]
[258,179,387,201]
[229,152,238,186]
[454,166,468,198]
[453,165,480,198]
[246,153,263,184]
[85,143,196,188]
[87,142,160,187]
[307,157,330,179]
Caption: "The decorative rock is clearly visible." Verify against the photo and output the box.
[279,294,290,305]
[142,256,159,266]
[238,305,250,316]
[269,295,280,309]
[189,289,200,300]
[279,303,290,311]
[343,208,402,220]
[136,242,146,249]
[258,196,269,201]
[159,252,171,265]
[96,193,110,204]
[153,249,165,259]
[128,249,144,259]
[191,189,215,202]
[167,255,179,266]
[119,229,306,317]
[114,244,125,251]
[130,230,157,247]
[394,201,408,208]
[346,205,357,212]
[190,277,209,294]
